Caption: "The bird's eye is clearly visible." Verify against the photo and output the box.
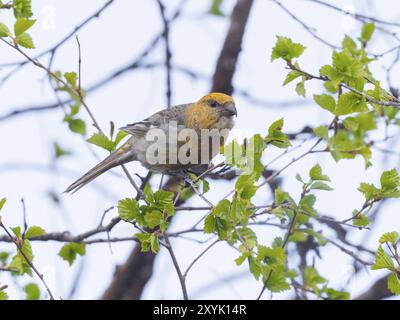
[210,101,218,108]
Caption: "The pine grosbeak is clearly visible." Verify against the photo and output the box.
[65,92,237,193]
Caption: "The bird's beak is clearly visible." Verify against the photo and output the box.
[223,102,237,117]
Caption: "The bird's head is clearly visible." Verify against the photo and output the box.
[186,92,237,130]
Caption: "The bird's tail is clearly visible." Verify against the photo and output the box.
[64,145,135,194]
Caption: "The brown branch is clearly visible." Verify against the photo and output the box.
[354,274,393,300]
[211,0,254,94]
[156,0,173,107]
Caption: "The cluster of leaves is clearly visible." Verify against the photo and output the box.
[0,0,34,48]
[87,129,128,153]
[0,17,35,48]
[0,197,86,299]
[0,197,45,299]
[371,231,400,295]
[273,24,400,169]
[117,186,176,253]
[223,118,291,176]
[271,25,400,297]
[50,71,88,136]
[354,169,400,227]
[208,117,347,297]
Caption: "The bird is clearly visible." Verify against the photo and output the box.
[65,92,237,193]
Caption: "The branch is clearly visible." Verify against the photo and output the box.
[211,0,254,94]
[0,221,55,300]
[354,274,393,300]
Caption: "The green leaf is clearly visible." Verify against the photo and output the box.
[222,140,246,168]
[313,125,329,140]
[87,132,115,152]
[283,70,302,86]
[114,130,128,146]
[296,81,306,97]
[16,32,34,48]
[13,0,33,18]
[266,270,290,293]
[64,72,78,90]
[58,242,86,266]
[0,197,6,211]
[144,210,163,228]
[67,118,86,135]
[324,288,350,300]
[353,214,369,227]
[271,36,306,62]
[331,49,365,82]
[265,118,291,149]
[274,187,288,205]
[380,169,400,191]
[154,190,175,215]
[299,194,318,218]
[379,231,399,245]
[11,226,22,239]
[314,94,336,114]
[230,197,246,224]
[135,233,151,252]
[248,256,262,280]
[209,0,224,16]
[336,92,368,116]
[204,214,217,234]
[371,245,395,271]
[14,18,35,36]
[342,35,357,52]
[235,174,257,200]
[310,181,333,191]
[24,226,45,239]
[202,179,210,194]
[0,22,11,37]
[8,254,24,274]
[0,291,8,300]
[304,266,326,291]
[309,164,330,181]
[360,23,375,43]
[0,251,10,263]
[117,198,139,222]
[53,142,71,158]
[358,183,380,201]
[24,283,40,300]
[387,273,400,295]
[343,116,359,131]
[234,253,248,266]
[149,234,160,253]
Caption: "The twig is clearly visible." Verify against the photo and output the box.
[0,222,55,300]
[164,235,188,300]
[256,207,299,299]
[183,240,219,279]
[156,0,172,107]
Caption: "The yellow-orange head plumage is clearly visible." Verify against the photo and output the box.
[185,92,237,130]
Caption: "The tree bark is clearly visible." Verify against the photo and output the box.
[354,274,393,300]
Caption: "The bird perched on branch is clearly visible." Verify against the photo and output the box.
[65,92,237,193]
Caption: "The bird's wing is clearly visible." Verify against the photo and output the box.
[120,103,191,138]
[119,120,159,137]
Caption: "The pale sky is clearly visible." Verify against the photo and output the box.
[0,0,399,299]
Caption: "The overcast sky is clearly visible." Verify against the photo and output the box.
[1,0,400,299]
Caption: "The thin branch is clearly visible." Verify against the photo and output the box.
[156,0,173,107]
[164,235,188,300]
[0,222,55,300]
[0,0,116,68]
